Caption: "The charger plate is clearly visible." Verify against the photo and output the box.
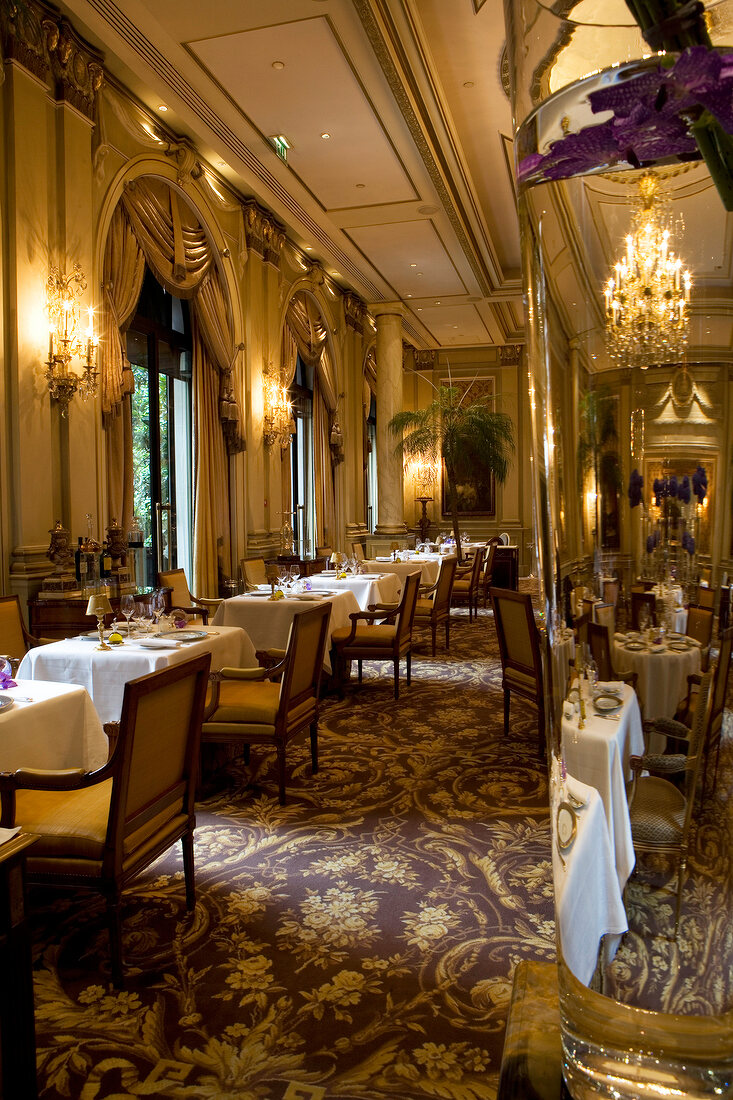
[594,692,622,712]
[557,802,578,851]
[154,629,207,642]
[668,640,692,651]
[0,694,14,714]
[625,641,646,651]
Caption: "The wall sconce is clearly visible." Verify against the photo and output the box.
[329,391,345,463]
[263,363,295,449]
[409,455,440,497]
[45,263,98,416]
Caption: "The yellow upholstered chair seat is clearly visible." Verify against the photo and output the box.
[330,624,397,648]
[210,680,281,724]
[490,587,547,756]
[16,780,113,860]
[414,597,434,614]
[502,667,539,693]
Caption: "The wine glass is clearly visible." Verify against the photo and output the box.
[120,594,136,634]
[289,565,300,591]
[151,589,166,629]
[638,605,650,635]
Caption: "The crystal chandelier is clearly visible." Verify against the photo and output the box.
[604,174,691,370]
[263,363,295,449]
[45,263,98,415]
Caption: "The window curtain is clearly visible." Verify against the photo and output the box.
[100,178,243,595]
[284,292,337,547]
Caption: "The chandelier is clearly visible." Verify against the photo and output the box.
[263,364,295,449]
[45,264,98,415]
[604,174,691,370]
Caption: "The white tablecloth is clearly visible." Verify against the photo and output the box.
[212,590,361,672]
[612,633,701,720]
[17,626,254,724]
[307,572,401,609]
[551,629,575,714]
[561,681,643,890]
[652,585,687,632]
[552,770,628,986]
[0,679,108,770]
[363,558,441,590]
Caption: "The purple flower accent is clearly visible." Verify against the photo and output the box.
[628,468,644,508]
[692,465,708,503]
[653,477,668,505]
[0,674,16,690]
[646,530,661,553]
[678,475,691,504]
[518,48,733,185]
[682,530,695,555]
[668,475,679,498]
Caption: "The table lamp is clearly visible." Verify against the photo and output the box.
[86,592,113,650]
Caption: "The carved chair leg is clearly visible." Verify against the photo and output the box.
[182,832,196,910]
[394,657,400,699]
[357,659,363,684]
[310,719,319,773]
[107,890,124,988]
[276,743,287,806]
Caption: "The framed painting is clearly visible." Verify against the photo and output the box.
[440,377,497,518]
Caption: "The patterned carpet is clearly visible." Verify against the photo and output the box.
[28,605,731,1099]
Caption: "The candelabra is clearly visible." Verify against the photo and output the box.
[45,264,98,415]
[604,174,691,370]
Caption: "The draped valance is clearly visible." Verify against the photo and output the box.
[284,291,336,411]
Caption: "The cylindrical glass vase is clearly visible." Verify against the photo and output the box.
[504,2,733,1096]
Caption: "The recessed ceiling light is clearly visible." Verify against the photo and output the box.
[332,272,340,278]
[418,205,438,216]
[463,81,474,89]
[417,272,423,277]
[417,307,423,311]
[435,301,441,305]
[272,60,285,70]
[356,183,365,189]
[218,161,226,168]
[406,294,412,298]
[410,263,417,268]
[305,246,313,252]
[321,132,331,140]
[157,104,168,112]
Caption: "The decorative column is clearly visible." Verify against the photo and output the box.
[371,303,407,538]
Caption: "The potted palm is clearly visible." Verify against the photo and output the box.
[389,378,514,563]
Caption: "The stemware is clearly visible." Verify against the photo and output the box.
[289,565,300,590]
[120,594,136,634]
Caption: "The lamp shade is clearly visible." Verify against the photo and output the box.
[86,593,113,617]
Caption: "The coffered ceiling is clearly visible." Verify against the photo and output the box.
[52,0,524,351]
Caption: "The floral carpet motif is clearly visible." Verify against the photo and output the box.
[28,607,732,1099]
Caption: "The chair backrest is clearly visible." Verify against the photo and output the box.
[466,546,486,589]
[0,595,32,660]
[594,601,615,635]
[686,604,714,648]
[316,546,333,560]
[490,587,543,684]
[499,532,510,545]
[680,670,713,808]
[602,578,619,608]
[588,620,615,681]
[241,558,268,589]
[158,568,194,607]
[395,571,422,648]
[710,626,733,731]
[695,583,716,610]
[631,590,656,630]
[432,556,458,610]
[573,611,590,651]
[352,542,365,561]
[108,654,211,871]
[277,602,331,724]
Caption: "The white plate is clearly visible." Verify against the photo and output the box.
[154,629,207,642]
[668,640,691,652]
[625,641,646,651]
[0,694,14,714]
[137,639,180,649]
[294,594,324,601]
[594,693,622,712]
[320,570,337,576]
[557,802,577,850]
[246,592,272,598]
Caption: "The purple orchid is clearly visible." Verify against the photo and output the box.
[628,468,644,508]
[692,465,708,503]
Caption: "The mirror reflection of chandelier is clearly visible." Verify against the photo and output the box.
[604,173,691,370]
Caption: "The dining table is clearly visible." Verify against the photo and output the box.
[0,679,109,771]
[651,583,687,632]
[551,766,628,986]
[307,571,401,608]
[561,678,644,890]
[612,630,701,721]
[362,555,443,590]
[17,625,254,725]
[211,588,361,672]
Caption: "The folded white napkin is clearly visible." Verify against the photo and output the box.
[596,681,624,695]
[686,636,702,647]
[614,632,626,641]
[0,827,20,845]
[136,638,183,649]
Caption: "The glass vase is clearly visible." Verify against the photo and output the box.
[504,2,733,1096]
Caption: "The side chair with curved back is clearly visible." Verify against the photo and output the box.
[331,570,421,699]
[481,537,502,607]
[202,601,331,805]
[587,621,638,691]
[0,595,44,664]
[630,590,657,631]
[0,654,211,986]
[627,670,713,934]
[351,542,365,562]
[685,604,715,670]
[672,626,733,801]
[452,545,486,622]
[490,587,546,756]
[414,555,458,657]
[157,568,222,624]
[694,584,716,610]
[240,557,268,590]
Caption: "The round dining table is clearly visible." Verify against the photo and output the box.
[612,631,701,721]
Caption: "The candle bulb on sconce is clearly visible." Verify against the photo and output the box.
[45,264,99,415]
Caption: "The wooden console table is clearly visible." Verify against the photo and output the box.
[493,546,519,590]
[29,590,154,641]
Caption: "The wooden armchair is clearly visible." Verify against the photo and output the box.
[0,595,48,664]
[157,567,222,624]
[480,537,502,607]
[0,655,211,985]
[331,571,421,699]
[452,546,486,621]
[587,621,637,690]
[630,590,657,630]
[685,604,714,669]
[414,556,458,656]
[240,557,268,590]
[202,602,331,805]
[490,587,546,756]
[673,626,732,801]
